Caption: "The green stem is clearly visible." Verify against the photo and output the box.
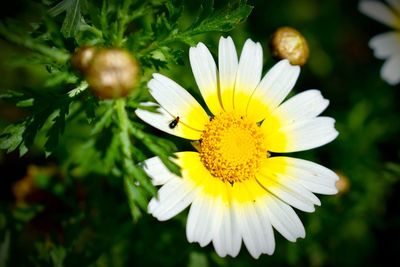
[115,99,133,167]
[115,0,131,46]
[137,34,180,57]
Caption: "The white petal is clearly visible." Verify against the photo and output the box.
[148,73,209,131]
[189,43,222,115]
[253,200,275,254]
[234,39,263,114]
[272,90,329,122]
[148,177,197,221]
[256,172,320,212]
[186,193,223,247]
[135,102,202,140]
[234,182,276,258]
[264,195,305,242]
[369,31,400,59]
[218,36,239,111]
[267,117,338,153]
[212,201,242,257]
[234,203,260,258]
[275,157,339,195]
[142,156,176,186]
[247,60,300,122]
[381,54,400,85]
[359,0,400,29]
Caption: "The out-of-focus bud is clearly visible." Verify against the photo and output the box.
[335,171,350,195]
[85,48,139,99]
[13,164,58,206]
[270,26,309,66]
[71,46,97,74]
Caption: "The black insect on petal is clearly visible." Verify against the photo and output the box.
[169,116,180,129]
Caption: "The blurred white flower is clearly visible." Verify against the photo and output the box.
[359,0,400,85]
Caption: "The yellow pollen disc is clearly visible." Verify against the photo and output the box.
[199,112,267,184]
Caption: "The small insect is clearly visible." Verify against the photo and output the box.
[169,116,180,129]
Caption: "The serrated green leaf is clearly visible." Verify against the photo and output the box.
[91,105,114,134]
[83,96,97,124]
[44,105,69,153]
[49,0,83,38]
[44,71,78,88]
[165,0,184,28]
[19,143,28,157]
[179,1,253,43]
[67,81,88,98]
[0,123,25,153]
[62,0,82,37]
[191,0,214,29]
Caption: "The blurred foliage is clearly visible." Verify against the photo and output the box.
[0,0,399,267]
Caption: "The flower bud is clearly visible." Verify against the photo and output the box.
[85,48,139,99]
[71,46,97,74]
[270,27,309,66]
[335,171,350,195]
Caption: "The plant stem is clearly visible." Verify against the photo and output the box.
[115,99,134,171]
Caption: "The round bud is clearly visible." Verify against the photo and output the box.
[71,46,97,74]
[85,48,139,99]
[270,27,309,66]
[335,171,350,195]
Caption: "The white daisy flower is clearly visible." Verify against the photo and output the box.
[135,36,339,258]
[359,0,400,85]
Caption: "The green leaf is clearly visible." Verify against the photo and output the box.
[50,246,66,267]
[44,105,70,153]
[124,176,150,221]
[0,90,24,102]
[49,0,83,38]
[179,1,253,44]
[91,104,114,134]
[190,0,214,29]
[0,123,25,153]
[16,99,34,107]
[130,165,157,197]
[0,21,70,64]
[83,96,97,124]
[48,0,71,17]
[165,0,184,28]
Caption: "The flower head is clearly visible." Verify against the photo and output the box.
[359,0,400,85]
[135,36,339,258]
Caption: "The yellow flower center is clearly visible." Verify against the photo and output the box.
[199,112,267,184]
